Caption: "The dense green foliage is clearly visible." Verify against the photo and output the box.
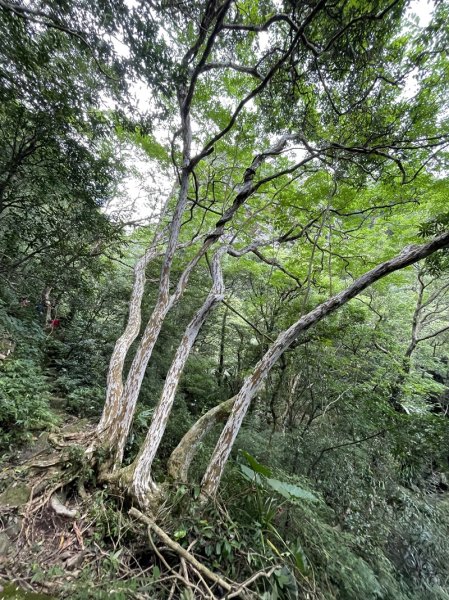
[1,0,449,598]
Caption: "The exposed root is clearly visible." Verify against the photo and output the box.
[129,507,276,599]
[26,456,64,469]
[1,423,213,598]
[27,480,70,515]
[50,494,78,519]
[48,424,97,448]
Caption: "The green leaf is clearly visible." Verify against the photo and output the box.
[173,529,187,540]
[274,566,299,599]
[239,463,263,484]
[291,541,309,575]
[264,478,318,503]
[241,450,272,477]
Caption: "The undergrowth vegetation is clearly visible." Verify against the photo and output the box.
[2,265,449,599]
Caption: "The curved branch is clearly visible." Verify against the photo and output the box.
[167,397,236,482]
[201,230,449,497]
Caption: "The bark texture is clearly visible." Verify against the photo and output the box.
[167,397,236,482]
[201,232,449,497]
[97,236,164,447]
[130,249,226,503]
[98,133,299,469]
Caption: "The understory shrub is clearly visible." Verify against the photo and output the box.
[0,358,57,451]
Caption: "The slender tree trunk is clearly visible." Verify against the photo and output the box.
[167,397,235,482]
[129,249,226,504]
[281,372,301,434]
[405,271,425,361]
[389,270,425,411]
[97,231,166,446]
[200,232,449,497]
[43,286,53,326]
[217,306,229,388]
[269,355,287,439]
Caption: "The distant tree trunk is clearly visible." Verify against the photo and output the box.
[43,286,53,326]
[217,306,229,389]
[200,233,449,498]
[269,355,287,439]
[389,267,449,411]
[281,372,302,434]
[230,325,245,395]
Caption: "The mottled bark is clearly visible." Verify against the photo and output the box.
[97,232,166,446]
[130,249,226,503]
[217,306,228,387]
[201,232,449,497]
[167,397,235,482]
[100,133,299,469]
[99,73,194,467]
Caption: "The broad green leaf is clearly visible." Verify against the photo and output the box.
[241,450,272,477]
[265,478,318,503]
[239,463,263,484]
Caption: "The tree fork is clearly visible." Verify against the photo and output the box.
[96,132,304,469]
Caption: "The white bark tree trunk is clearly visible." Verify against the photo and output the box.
[99,84,194,467]
[99,133,298,469]
[167,397,235,482]
[201,232,449,498]
[130,249,226,504]
[97,231,166,446]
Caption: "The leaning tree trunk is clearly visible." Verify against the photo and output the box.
[167,397,235,483]
[200,231,449,498]
[97,88,194,467]
[98,133,298,469]
[97,228,167,447]
[128,249,226,504]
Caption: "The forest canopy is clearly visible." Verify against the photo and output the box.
[1,1,449,599]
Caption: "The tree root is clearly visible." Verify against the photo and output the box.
[48,426,96,448]
[50,494,78,518]
[27,456,64,469]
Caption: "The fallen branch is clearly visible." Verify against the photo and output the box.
[130,508,234,594]
[227,567,279,598]
[146,527,200,597]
